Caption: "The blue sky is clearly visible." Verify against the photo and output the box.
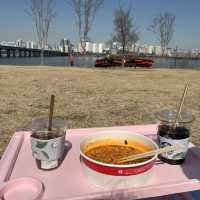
[0,0,200,49]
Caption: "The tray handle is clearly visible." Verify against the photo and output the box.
[0,132,24,184]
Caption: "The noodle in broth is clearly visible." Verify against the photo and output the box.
[85,144,152,165]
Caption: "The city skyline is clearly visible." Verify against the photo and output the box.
[1,0,200,50]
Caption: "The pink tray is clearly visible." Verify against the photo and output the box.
[0,124,200,200]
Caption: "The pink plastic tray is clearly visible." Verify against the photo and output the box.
[0,124,200,200]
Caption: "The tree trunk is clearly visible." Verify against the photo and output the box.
[122,44,125,55]
[81,41,86,66]
[122,57,124,67]
[161,46,165,57]
[122,44,125,67]
[133,43,136,53]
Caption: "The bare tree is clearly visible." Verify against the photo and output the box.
[27,0,56,64]
[68,0,104,54]
[131,30,139,53]
[112,6,139,54]
[149,12,175,56]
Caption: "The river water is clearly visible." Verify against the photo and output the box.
[0,56,200,69]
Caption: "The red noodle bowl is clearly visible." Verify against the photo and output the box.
[80,130,158,176]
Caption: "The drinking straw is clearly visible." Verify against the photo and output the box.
[48,95,55,131]
[173,84,189,129]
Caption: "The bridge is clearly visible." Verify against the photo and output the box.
[0,45,69,57]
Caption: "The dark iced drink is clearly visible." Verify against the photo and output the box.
[156,110,194,165]
[30,117,66,170]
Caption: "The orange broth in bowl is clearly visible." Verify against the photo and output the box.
[84,139,153,165]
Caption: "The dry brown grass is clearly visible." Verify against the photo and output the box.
[0,65,200,156]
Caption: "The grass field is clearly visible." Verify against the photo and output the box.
[0,65,200,156]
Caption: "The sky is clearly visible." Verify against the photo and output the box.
[0,0,200,50]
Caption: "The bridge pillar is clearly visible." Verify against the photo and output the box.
[16,49,18,57]
[7,49,10,57]
[22,50,24,57]
[13,50,16,57]
[19,50,22,57]
[33,51,38,57]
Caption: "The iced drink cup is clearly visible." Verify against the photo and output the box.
[30,117,66,170]
[156,109,194,164]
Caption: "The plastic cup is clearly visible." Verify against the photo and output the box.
[30,116,67,170]
[156,109,195,164]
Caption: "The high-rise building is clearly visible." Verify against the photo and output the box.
[78,43,83,53]
[0,41,8,46]
[73,46,78,53]
[147,45,155,54]
[154,46,162,56]
[77,41,105,53]
[138,44,163,56]
[52,44,60,51]
[7,42,16,47]
[92,43,98,53]
[60,38,72,53]
[26,41,35,49]
[16,39,26,48]
[85,42,93,52]
[0,41,16,47]
[98,43,105,54]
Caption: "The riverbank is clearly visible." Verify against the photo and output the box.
[0,65,200,156]
[1,56,200,68]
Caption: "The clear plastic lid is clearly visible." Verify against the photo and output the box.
[155,109,195,123]
[31,116,67,131]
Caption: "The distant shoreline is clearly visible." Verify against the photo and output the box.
[0,65,199,72]
[0,56,200,69]
[0,54,200,60]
